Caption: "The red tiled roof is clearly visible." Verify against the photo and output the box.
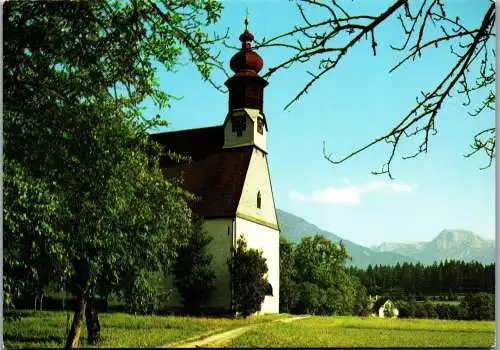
[150,126,224,164]
[150,127,252,218]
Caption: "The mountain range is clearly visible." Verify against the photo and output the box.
[277,209,495,268]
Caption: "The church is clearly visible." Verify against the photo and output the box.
[150,21,280,314]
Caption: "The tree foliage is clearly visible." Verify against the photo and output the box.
[256,0,495,178]
[350,260,495,297]
[279,237,299,313]
[460,292,495,320]
[279,235,366,316]
[3,0,225,347]
[121,269,168,315]
[229,236,269,317]
[3,159,69,309]
[173,217,216,314]
[294,235,351,290]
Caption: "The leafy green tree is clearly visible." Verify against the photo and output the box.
[295,282,323,315]
[294,235,351,289]
[352,279,371,316]
[173,217,216,314]
[229,236,269,318]
[279,237,299,313]
[258,1,495,177]
[461,292,495,320]
[292,235,360,315]
[121,269,167,315]
[4,1,224,347]
[3,159,69,310]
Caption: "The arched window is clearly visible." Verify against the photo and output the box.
[257,191,261,209]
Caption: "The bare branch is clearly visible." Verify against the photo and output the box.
[262,0,495,177]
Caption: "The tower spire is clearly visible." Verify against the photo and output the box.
[245,8,249,30]
[225,17,268,116]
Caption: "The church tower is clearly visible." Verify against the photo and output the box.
[223,19,268,153]
[152,19,279,314]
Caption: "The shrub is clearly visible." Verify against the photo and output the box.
[229,236,269,317]
[173,217,216,314]
[461,293,495,320]
[279,279,299,314]
[414,302,428,318]
[353,284,371,316]
[294,282,322,315]
[122,269,166,314]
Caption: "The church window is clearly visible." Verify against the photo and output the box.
[257,191,261,209]
[257,117,264,135]
[232,115,246,136]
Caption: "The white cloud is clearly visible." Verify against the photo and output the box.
[289,190,307,202]
[289,180,414,205]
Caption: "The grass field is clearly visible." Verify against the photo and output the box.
[229,316,496,348]
[426,300,460,305]
[4,311,496,348]
[3,310,285,348]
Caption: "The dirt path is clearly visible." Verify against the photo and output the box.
[163,315,309,348]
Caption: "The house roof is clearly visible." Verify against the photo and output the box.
[150,126,252,218]
[373,297,391,310]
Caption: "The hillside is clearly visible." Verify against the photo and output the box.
[277,209,495,267]
[277,209,416,268]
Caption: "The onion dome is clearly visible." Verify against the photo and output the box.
[229,18,263,74]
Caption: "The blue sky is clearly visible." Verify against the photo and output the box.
[147,0,495,247]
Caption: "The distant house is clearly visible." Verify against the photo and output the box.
[371,297,399,318]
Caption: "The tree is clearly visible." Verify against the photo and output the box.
[229,236,270,318]
[279,237,299,313]
[3,159,69,310]
[256,1,495,178]
[293,235,358,315]
[121,269,168,315]
[4,1,225,347]
[352,279,371,316]
[461,292,495,320]
[294,235,351,289]
[294,282,323,315]
[173,217,216,314]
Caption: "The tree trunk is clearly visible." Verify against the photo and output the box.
[85,297,101,345]
[65,295,87,349]
[40,294,44,311]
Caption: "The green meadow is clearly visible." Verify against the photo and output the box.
[3,310,284,348]
[229,316,496,348]
[4,311,495,348]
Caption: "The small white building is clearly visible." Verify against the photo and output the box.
[151,22,279,315]
[371,297,399,318]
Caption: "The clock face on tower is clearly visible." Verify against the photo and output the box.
[231,115,246,136]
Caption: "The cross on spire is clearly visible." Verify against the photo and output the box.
[245,8,249,30]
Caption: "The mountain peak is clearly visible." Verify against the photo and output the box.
[435,229,489,244]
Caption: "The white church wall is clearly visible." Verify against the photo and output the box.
[223,111,254,149]
[223,108,267,152]
[202,218,233,309]
[236,147,278,228]
[235,217,280,314]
